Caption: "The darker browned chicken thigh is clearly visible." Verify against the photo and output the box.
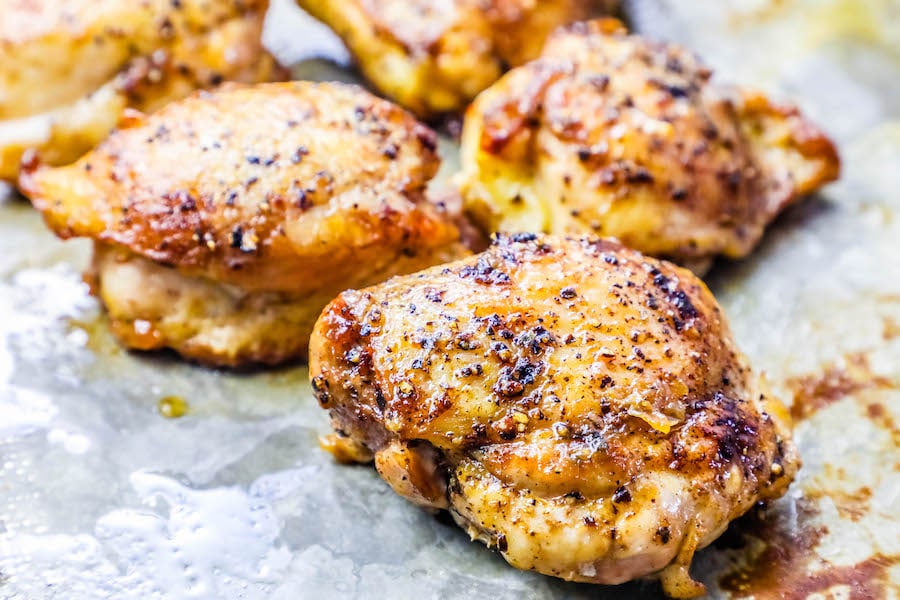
[310,233,799,597]
[296,0,612,118]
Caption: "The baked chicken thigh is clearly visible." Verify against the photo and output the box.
[296,0,612,119]
[458,19,840,267]
[310,233,799,597]
[21,81,467,366]
[0,0,280,181]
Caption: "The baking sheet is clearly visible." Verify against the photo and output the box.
[1,0,899,598]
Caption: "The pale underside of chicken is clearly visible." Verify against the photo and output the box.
[458,19,840,268]
[20,81,468,366]
[310,234,799,597]
[295,0,616,119]
[0,0,281,181]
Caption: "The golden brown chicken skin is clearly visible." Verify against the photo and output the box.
[20,81,468,367]
[458,19,840,268]
[0,0,280,181]
[296,0,613,119]
[309,233,799,597]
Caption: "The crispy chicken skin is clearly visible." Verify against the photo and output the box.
[0,0,280,181]
[458,19,840,266]
[20,81,468,366]
[309,234,799,597]
[296,0,613,119]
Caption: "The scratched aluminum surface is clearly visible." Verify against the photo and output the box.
[1,0,898,598]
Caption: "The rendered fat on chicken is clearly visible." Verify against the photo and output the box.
[458,19,840,268]
[296,0,614,119]
[20,81,468,367]
[309,234,799,597]
[0,0,281,181]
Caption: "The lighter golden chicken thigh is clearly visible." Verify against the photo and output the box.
[296,0,613,119]
[310,234,799,597]
[458,19,840,267]
[0,0,280,181]
[20,81,468,366]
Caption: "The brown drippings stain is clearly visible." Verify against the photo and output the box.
[812,463,880,508]
[865,402,900,448]
[883,316,900,340]
[718,499,899,598]
[867,402,886,419]
[787,555,896,600]
[720,350,900,596]
[717,497,826,594]
[787,352,892,421]
[829,486,873,522]
[727,554,899,600]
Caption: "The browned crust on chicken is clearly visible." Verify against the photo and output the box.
[309,233,799,597]
[0,0,275,117]
[21,82,458,293]
[458,18,840,263]
[0,0,281,180]
[297,0,611,118]
[21,81,469,365]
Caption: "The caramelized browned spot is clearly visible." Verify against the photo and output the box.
[787,352,893,421]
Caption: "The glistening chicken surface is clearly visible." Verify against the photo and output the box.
[20,81,468,366]
[310,233,799,598]
[458,19,840,267]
